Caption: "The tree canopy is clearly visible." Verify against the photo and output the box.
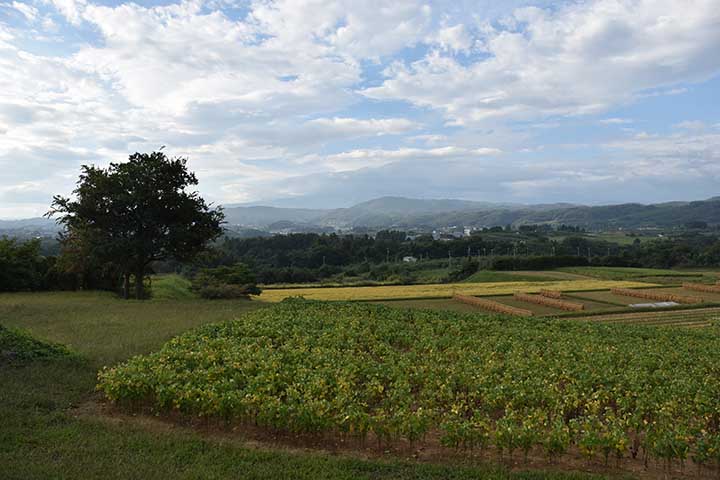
[49,151,224,299]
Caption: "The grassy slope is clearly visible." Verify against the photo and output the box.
[461,271,562,283]
[151,274,196,300]
[0,291,610,480]
[557,266,713,281]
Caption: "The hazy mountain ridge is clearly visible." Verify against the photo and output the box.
[222,196,720,230]
[3,196,720,234]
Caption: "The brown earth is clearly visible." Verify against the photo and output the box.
[75,396,720,480]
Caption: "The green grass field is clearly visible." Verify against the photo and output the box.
[460,271,562,283]
[0,291,614,480]
[557,266,714,283]
[150,274,196,300]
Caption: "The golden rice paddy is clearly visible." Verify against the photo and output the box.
[258,280,657,302]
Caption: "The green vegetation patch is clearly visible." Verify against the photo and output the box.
[99,299,720,467]
[0,324,74,362]
[557,266,704,281]
[151,274,196,300]
[460,271,560,283]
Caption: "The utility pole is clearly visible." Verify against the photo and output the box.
[448,250,452,268]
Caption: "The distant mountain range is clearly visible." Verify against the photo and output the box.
[3,196,720,237]
[222,196,720,231]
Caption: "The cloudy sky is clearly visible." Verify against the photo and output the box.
[1,0,719,218]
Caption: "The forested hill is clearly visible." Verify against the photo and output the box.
[222,196,720,230]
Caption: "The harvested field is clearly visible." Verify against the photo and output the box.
[453,294,534,316]
[611,287,702,304]
[539,289,562,299]
[571,307,720,328]
[650,286,720,304]
[683,283,720,293]
[258,280,656,302]
[513,292,584,311]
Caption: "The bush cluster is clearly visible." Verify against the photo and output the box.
[190,264,261,299]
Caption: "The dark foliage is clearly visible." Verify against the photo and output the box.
[49,152,224,299]
[190,263,261,299]
[0,325,73,362]
[491,255,590,271]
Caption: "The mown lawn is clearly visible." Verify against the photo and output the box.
[0,291,621,480]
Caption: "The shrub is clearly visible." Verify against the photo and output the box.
[191,263,261,299]
[194,282,261,299]
[0,325,74,362]
[444,259,479,282]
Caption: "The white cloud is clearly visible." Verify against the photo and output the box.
[605,129,720,180]
[306,117,418,136]
[49,0,87,25]
[363,0,720,125]
[298,145,501,172]
[1,0,719,217]
[11,1,39,21]
[433,24,472,53]
[600,118,633,125]
[673,120,707,131]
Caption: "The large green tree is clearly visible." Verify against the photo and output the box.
[49,151,224,299]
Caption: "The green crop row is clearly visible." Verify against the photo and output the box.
[98,299,720,469]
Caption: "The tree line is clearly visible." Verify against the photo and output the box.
[178,230,720,284]
[2,150,719,293]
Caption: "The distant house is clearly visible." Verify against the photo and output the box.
[402,256,418,263]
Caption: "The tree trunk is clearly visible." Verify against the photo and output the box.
[122,273,130,300]
[135,266,145,300]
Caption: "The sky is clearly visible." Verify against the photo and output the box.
[0,0,719,218]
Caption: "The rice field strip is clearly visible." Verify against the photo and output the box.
[610,287,702,304]
[683,282,720,293]
[453,294,533,317]
[572,307,720,328]
[538,289,562,299]
[513,292,584,312]
[259,280,658,302]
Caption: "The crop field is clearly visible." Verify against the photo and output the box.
[572,307,720,328]
[564,290,653,306]
[480,295,565,315]
[99,299,720,476]
[376,298,496,314]
[557,266,717,285]
[378,295,613,316]
[664,286,720,303]
[258,279,656,302]
[459,270,567,283]
[6,292,600,480]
